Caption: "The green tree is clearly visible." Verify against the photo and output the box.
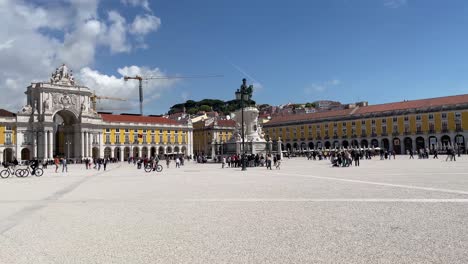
[199,105,212,112]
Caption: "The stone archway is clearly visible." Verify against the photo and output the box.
[293,142,299,152]
[150,147,157,157]
[286,143,292,151]
[142,147,148,158]
[392,138,401,154]
[361,139,368,148]
[404,137,413,152]
[428,136,437,150]
[181,146,187,155]
[3,148,13,163]
[381,138,390,151]
[455,134,465,153]
[114,147,121,161]
[92,147,99,159]
[133,147,139,158]
[53,110,79,158]
[333,141,339,149]
[316,141,322,149]
[441,135,451,148]
[166,146,173,154]
[104,147,112,159]
[342,140,349,148]
[174,146,180,153]
[124,147,131,161]
[371,139,379,148]
[300,142,306,151]
[324,141,331,149]
[308,142,314,149]
[158,146,165,155]
[351,140,359,148]
[21,148,31,161]
[415,137,425,150]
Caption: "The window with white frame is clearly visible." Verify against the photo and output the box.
[428,114,434,120]
[441,113,447,119]
[105,134,110,144]
[5,133,12,145]
[125,134,129,143]
[115,134,120,144]
[416,115,421,121]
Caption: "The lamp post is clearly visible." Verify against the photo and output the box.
[235,78,252,171]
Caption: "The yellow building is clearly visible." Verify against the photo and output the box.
[263,94,468,154]
[192,117,235,156]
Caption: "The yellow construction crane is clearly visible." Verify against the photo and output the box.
[90,92,127,112]
[124,74,223,115]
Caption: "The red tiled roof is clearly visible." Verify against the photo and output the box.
[353,94,468,115]
[0,109,15,117]
[100,113,180,125]
[217,120,236,127]
[267,109,353,125]
[265,94,468,126]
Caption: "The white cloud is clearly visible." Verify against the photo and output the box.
[131,14,161,35]
[384,0,407,8]
[0,0,165,111]
[304,79,341,94]
[78,66,179,111]
[121,0,151,11]
[106,11,131,53]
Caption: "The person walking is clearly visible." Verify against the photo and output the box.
[409,149,414,159]
[354,151,360,166]
[433,149,438,159]
[54,156,60,173]
[62,157,68,173]
[166,156,170,168]
[175,157,181,168]
[103,158,107,171]
[222,156,226,168]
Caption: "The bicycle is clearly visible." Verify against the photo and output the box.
[16,165,44,177]
[0,165,21,178]
[144,163,163,173]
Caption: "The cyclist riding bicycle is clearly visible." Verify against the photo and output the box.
[30,158,39,175]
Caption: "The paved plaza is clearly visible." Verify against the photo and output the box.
[1,156,468,263]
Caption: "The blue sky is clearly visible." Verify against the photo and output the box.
[2,0,468,114]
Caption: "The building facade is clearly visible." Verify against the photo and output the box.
[263,95,468,154]
[192,117,235,156]
[0,65,193,162]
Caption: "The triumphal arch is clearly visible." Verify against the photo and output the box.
[0,64,192,162]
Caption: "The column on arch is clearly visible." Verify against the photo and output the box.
[48,130,53,158]
[81,131,85,158]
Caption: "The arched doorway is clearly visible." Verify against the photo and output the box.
[124,147,130,160]
[150,147,156,157]
[441,135,451,148]
[181,146,187,155]
[342,140,349,148]
[53,110,78,158]
[455,135,465,153]
[392,138,401,154]
[301,142,306,151]
[316,141,322,149]
[133,147,139,158]
[104,147,111,159]
[381,138,390,151]
[308,142,314,149]
[114,147,121,161]
[428,136,437,150]
[415,137,425,150]
[351,140,359,148]
[21,148,31,161]
[158,146,165,155]
[3,148,13,163]
[293,142,298,152]
[166,146,173,154]
[333,141,339,149]
[324,141,331,149]
[286,143,292,152]
[361,139,368,148]
[371,139,379,148]
[142,147,148,158]
[174,146,180,153]
[92,147,99,158]
[404,137,413,152]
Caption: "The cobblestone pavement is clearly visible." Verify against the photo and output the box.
[1,156,467,263]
